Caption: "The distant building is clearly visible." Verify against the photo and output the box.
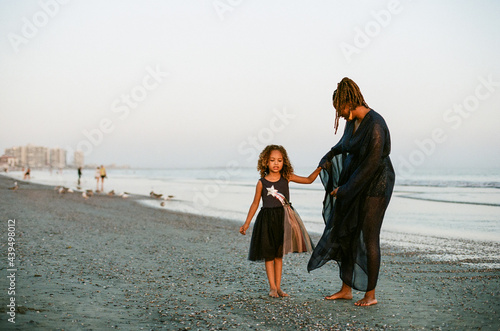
[25,145,49,168]
[0,155,17,171]
[4,144,68,168]
[73,150,84,167]
[5,146,25,167]
[50,148,67,169]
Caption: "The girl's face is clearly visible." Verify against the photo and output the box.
[268,150,284,174]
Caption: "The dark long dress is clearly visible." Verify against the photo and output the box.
[307,109,395,292]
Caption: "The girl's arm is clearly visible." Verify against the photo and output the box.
[289,167,322,184]
[240,180,262,235]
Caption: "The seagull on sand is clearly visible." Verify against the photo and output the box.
[8,182,18,190]
[58,187,70,194]
[150,191,163,199]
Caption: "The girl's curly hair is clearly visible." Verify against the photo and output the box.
[257,145,294,180]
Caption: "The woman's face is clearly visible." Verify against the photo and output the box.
[335,103,354,121]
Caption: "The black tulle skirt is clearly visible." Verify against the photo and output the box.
[248,207,284,261]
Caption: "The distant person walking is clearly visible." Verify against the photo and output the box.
[23,167,31,180]
[77,167,82,186]
[99,165,107,192]
[94,167,100,191]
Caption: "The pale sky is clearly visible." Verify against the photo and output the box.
[1,0,499,173]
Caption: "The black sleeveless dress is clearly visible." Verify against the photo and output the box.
[248,177,289,262]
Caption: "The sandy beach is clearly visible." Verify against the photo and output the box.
[0,175,498,330]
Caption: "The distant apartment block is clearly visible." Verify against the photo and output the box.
[0,155,16,171]
[50,148,67,169]
[3,146,24,167]
[3,144,83,168]
[73,150,84,167]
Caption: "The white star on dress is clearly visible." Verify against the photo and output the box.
[266,185,278,197]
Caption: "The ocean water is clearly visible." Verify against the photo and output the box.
[4,166,500,268]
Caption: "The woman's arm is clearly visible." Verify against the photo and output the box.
[240,180,262,235]
[289,167,322,184]
[318,128,347,169]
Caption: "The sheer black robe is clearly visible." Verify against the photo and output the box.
[307,109,395,291]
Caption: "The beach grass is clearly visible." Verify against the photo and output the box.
[0,175,498,330]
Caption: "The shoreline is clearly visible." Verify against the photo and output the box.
[0,175,499,330]
[3,170,499,245]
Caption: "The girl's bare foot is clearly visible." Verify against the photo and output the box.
[269,289,279,298]
[354,297,378,306]
[325,290,353,300]
[277,289,289,297]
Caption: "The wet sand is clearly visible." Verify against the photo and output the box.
[0,175,498,330]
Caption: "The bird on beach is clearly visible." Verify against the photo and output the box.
[58,187,70,194]
[8,182,18,190]
[108,190,115,196]
[85,189,94,197]
[119,192,129,198]
[54,186,73,193]
[160,195,174,206]
[82,191,90,200]
[150,191,163,199]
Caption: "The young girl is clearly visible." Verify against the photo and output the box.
[240,145,321,298]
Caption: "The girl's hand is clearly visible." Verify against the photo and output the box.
[289,167,322,184]
[240,225,249,235]
[330,187,339,197]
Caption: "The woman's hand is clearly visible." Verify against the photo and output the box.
[330,187,339,197]
[319,160,332,170]
[240,224,249,235]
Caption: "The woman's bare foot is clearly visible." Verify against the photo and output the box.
[354,289,377,306]
[325,289,353,300]
[269,289,279,298]
[354,297,378,306]
[277,289,289,297]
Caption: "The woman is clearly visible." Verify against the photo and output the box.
[307,77,395,306]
